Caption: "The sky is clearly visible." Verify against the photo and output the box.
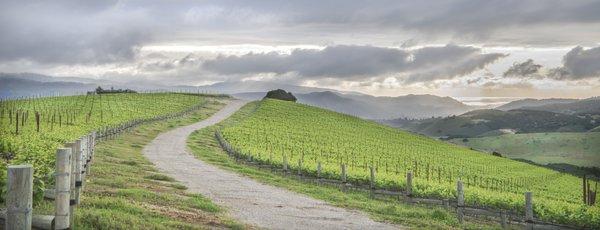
[1,0,600,99]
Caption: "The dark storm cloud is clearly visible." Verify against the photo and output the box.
[183,0,600,44]
[503,59,543,78]
[1,0,599,65]
[203,45,505,83]
[503,46,600,80]
[203,45,411,77]
[0,0,151,64]
[383,0,600,33]
[557,46,600,79]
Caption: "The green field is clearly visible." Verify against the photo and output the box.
[0,93,206,201]
[31,98,242,229]
[449,132,600,168]
[221,99,600,228]
[189,100,512,229]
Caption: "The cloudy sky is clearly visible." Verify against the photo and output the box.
[1,0,600,99]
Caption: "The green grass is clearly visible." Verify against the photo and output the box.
[188,100,512,229]
[212,99,600,228]
[0,93,210,202]
[34,98,245,229]
[449,132,600,168]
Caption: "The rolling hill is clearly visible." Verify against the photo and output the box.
[449,132,600,168]
[0,75,96,98]
[385,109,598,138]
[2,72,476,119]
[495,98,578,111]
[220,99,599,228]
[522,97,600,116]
[495,96,600,116]
[234,90,474,119]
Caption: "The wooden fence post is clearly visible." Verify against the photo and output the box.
[87,133,94,175]
[406,171,413,197]
[65,142,77,227]
[457,180,464,224]
[583,175,587,205]
[298,159,302,176]
[587,181,592,206]
[341,164,347,183]
[283,154,288,173]
[369,166,376,198]
[55,148,72,229]
[81,136,87,188]
[74,139,82,204]
[340,164,347,192]
[500,211,508,229]
[6,165,33,230]
[369,166,376,189]
[525,192,533,229]
[317,162,322,179]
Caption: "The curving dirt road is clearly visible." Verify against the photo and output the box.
[143,100,399,230]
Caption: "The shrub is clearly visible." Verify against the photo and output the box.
[264,89,297,102]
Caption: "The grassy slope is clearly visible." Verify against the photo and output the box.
[449,132,600,168]
[215,99,600,228]
[35,98,244,229]
[416,109,593,138]
[188,101,509,229]
[0,93,207,200]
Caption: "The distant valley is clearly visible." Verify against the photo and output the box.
[380,97,600,169]
[2,72,477,119]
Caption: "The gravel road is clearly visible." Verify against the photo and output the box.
[143,100,400,230]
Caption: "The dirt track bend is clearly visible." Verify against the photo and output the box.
[143,99,399,230]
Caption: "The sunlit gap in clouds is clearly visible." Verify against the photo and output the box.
[141,44,324,55]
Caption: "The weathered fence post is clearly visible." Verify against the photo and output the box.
[55,148,72,229]
[340,164,348,192]
[317,162,322,179]
[369,166,376,189]
[583,175,587,205]
[6,165,33,230]
[74,139,83,204]
[87,132,95,175]
[525,192,533,230]
[369,166,376,198]
[81,136,87,189]
[282,154,288,173]
[65,142,77,227]
[341,164,347,183]
[406,171,413,197]
[457,180,464,224]
[298,159,303,176]
[500,211,508,229]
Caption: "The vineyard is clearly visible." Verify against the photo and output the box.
[0,92,207,202]
[221,99,600,228]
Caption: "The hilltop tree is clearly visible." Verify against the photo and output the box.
[264,89,297,102]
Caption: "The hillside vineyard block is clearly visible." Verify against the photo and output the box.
[219,99,600,228]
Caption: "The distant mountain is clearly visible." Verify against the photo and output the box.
[0,72,118,85]
[1,72,202,98]
[522,97,600,116]
[297,91,376,117]
[0,76,96,98]
[340,93,472,119]
[495,98,578,111]
[197,80,352,95]
[3,72,475,119]
[387,109,598,138]
[494,97,600,116]
[234,90,474,119]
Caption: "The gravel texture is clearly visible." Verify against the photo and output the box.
[143,100,400,230]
